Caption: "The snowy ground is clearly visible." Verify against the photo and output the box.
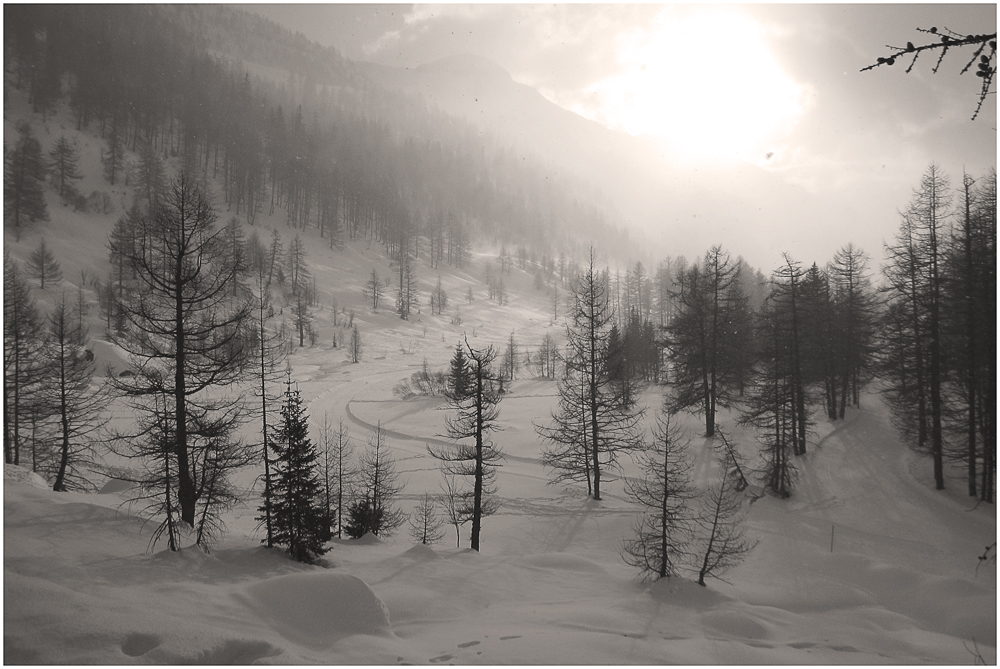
[4,320,996,664]
[4,90,996,664]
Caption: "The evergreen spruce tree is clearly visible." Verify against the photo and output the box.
[447,342,472,401]
[26,237,63,289]
[267,378,329,563]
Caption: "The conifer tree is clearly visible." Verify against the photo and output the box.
[881,165,951,490]
[248,230,285,548]
[408,492,445,545]
[102,119,125,186]
[365,269,383,309]
[739,299,800,497]
[396,252,416,319]
[666,246,747,437]
[502,331,519,382]
[135,140,166,211]
[5,123,49,240]
[694,434,756,586]
[349,325,362,363]
[446,342,472,401]
[26,237,62,289]
[318,413,357,539]
[39,293,108,491]
[268,378,329,563]
[346,422,405,538]
[108,176,251,533]
[536,248,644,500]
[47,136,83,205]
[4,252,44,465]
[621,402,694,580]
[828,244,877,417]
[429,340,504,551]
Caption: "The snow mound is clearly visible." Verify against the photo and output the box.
[352,531,384,545]
[4,463,50,489]
[701,609,772,640]
[517,552,607,574]
[648,577,729,609]
[98,477,133,494]
[87,339,133,377]
[241,571,391,649]
[402,543,439,560]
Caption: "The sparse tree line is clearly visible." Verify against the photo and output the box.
[5,177,362,560]
[539,165,994,510]
[528,165,993,580]
[4,248,107,491]
[3,176,509,562]
[530,248,754,583]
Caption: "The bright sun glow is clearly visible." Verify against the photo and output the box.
[578,7,806,165]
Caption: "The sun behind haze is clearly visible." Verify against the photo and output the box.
[573,6,808,164]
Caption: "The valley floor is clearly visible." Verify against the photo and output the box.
[4,343,996,664]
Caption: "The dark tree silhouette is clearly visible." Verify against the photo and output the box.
[318,413,356,539]
[446,341,472,401]
[26,237,62,289]
[39,293,108,492]
[621,402,694,580]
[666,246,749,437]
[429,339,504,551]
[268,379,329,563]
[347,422,405,537]
[861,27,996,120]
[5,122,49,240]
[247,229,286,547]
[4,252,44,465]
[46,136,83,205]
[109,176,251,532]
[694,434,756,586]
[536,248,644,501]
[408,492,445,545]
[881,165,950,490]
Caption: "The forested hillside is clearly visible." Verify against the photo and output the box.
[4,4,633,263]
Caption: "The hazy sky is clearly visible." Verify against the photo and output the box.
[244,3,996,269]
